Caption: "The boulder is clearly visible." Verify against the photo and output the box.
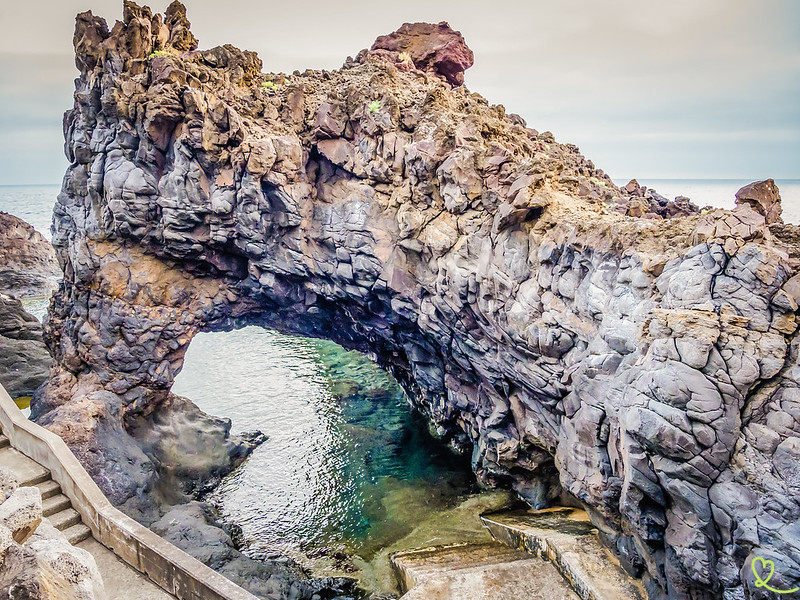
[735,178,783,224]
[368,22,474,87]
[0,212,60,298]
[0,294,52,399]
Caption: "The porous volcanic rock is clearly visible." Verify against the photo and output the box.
[0,212,61,298]
[35,2,800,599]
[366,22,474,87]
[151,502,358,599]
[0,294,52,399]
[0,481,105,600]
[735,179,783,225]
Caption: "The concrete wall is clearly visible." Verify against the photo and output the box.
[0,384,259,600]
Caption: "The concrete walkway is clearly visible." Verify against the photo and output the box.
[391,541,580,600]
[0,428,174,600]
[481,507,646,600]
[78,538,174,600]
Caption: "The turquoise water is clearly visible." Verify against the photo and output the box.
[172,327,475,569]
[3,178,799,582]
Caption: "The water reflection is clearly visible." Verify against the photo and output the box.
[172,327,475,563]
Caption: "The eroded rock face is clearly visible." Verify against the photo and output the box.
[0,294,52,399]
[735,179,783,225]
[0,212,61,298]
[36,2,800,599]
[366,22,474,87]
[0,481,105,600]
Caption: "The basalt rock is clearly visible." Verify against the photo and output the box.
[735,179,783,225]
[0,294,52,399]
[0,482,105,600]
[152,502,358,600]
[35,3,800,599]
[366,22,474,87]
[0,212,61,298]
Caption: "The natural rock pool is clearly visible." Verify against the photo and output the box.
[172,326,481,589]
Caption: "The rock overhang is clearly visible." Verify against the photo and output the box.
[35,2,800,599]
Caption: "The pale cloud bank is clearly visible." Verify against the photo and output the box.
[0,0,797,184]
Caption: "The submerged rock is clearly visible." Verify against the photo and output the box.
[34,2,800,599]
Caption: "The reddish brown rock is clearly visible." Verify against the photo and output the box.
[735,178,782,224]
[368,22,474,87]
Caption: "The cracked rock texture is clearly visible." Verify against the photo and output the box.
[0,211,61,299]
[0,293,53,399]
[35,2,800,599]
[0,477,105,600]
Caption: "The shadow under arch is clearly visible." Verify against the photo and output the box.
[170,325,477,563]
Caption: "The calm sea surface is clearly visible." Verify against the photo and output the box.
[3,178,799,584]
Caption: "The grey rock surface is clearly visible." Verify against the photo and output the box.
[152,501,357,599]
[0,211,61,299]
[34,2,800,599]
[0,293,53,399]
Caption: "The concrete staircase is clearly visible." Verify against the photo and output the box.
[391,541,581,600]
[0,428,92,544]
[480,507,646,600]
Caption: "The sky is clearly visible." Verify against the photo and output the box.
[0,0,798,185]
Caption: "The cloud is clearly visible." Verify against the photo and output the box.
[0,0,797,182]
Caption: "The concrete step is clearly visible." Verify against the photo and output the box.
[42,493,72,517]
[48,507,82,531]
[0,446,50,486]
[392,542,532,592]
[63,522,92,545]
[480,507,646,600]
[34,479,62,500]
[0,434,9,449]
[392,543,580,600]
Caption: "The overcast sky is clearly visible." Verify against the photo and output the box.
[0,0,798,184]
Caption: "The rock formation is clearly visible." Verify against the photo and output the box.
[151,502,357,599]
[34,2,800,599]
[0,294,52,399]
[0,212,61,299]
[0,468,106,600]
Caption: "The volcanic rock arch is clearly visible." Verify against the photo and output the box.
[35,3,800,600]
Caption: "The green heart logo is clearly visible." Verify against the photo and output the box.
[751,555,799,594]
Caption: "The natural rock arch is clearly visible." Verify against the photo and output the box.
[35,3,800,599]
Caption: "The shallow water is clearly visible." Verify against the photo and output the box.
[172,327,476,567]
[5,179,800,590]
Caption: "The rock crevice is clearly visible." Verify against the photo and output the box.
[36,3,800,599]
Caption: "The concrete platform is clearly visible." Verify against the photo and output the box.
[392,541,580,600]
[0,445,50,486]
[481,507,646,600]
[0,430,175,599]
[78,538,175,600]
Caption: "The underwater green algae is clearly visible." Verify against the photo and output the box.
[172,326,491,594]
